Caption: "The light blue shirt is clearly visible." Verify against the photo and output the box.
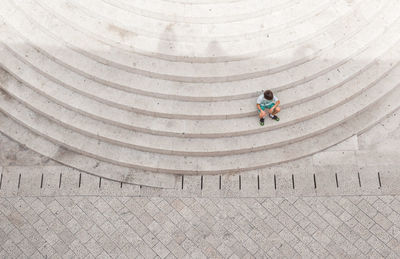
[257,94,279,109]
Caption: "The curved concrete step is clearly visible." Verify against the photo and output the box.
[34,0,370,60]
[0,52,398,156]
[0,23,398,126]
[0,70,399,173]
[1,30,399,139]
[68,0,332,41]
[1,38,399,139]
[0,2,397,100]
[7,0,395,82]
[0,40,387,119]
[101,0,297,24]
[0,0,398,178]
[0,112,178,188]
[0,12,399,125]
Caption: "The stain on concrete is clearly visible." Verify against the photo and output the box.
[158,24,177,54]
[64,1,77,10]
[0,132,59,166]
[165,23,174,32]
[206,40,225,57]
[7,214,25,227]
[0,87,12,101]
[108,24,137,39]
[52,146,69,160]
[293,44,318,59]
[0,71,13,102]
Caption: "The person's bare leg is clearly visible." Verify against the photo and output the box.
[259,111,266,119]
[259,110,266,125]
[272,107,281,115]
[268,107,280,121]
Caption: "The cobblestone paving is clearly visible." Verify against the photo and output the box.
[1,195,400,258]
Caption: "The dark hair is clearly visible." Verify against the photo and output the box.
[264,90,273,100]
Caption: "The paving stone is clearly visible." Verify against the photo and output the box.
[374,212,394,231]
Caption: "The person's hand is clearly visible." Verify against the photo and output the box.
[260,110,266,117]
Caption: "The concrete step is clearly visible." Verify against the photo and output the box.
[101,0,298,23]
[0,12,398,122]
[0,0,397,99]
[33,0,371,60]
[6,0,395,82]
[67,0,332,40]
[0,31,399,138]
[102,0,296,24]
[0,64,399,173]
[0,0,398,179]
[0,54,398,156]
[0,112,178,188]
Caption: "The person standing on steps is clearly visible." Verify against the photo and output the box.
[257,90,280,126]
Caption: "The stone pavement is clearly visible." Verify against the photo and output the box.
[2,195,400,258]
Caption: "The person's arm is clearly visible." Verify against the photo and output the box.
[272,100,280,109]
[269,100,280,114]
[257,104,266,117]
[257,104,263,112]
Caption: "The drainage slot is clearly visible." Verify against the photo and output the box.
[239,175,241,190]
[358,172,361,187]
[200,175,203,190]
[274,174,276,190]
[219,175,221,190]
[335,173,339,188]
[181,175,184,190]
[120,182,123,188]
[257,175,260,190]
[17,174,21,189]
[59,173,62,188]
[313,174,317,189]
[78,173,82,188]
[378,172,382,188]
[99,177,102,188]
[292,174,295,189]
[40,173,44,189]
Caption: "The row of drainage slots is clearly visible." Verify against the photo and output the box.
[184,172,376,190]
[0,172,383,190]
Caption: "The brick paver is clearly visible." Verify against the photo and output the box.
[1,195,400,258]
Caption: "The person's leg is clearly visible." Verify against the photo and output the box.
[259,106,266,125]
[272,107,280,115]
[268,106,280,121]
[258,106,266,118]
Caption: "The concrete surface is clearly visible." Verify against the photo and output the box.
[1,94,400,259]
[1,0,400,257]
